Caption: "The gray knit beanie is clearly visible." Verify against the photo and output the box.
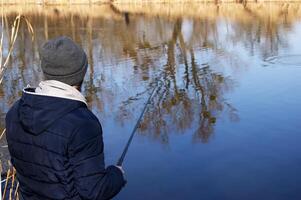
[39,36,88,86]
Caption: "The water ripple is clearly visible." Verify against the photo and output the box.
[264,54,301,67]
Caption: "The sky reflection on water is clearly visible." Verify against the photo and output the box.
[0,3,301,199]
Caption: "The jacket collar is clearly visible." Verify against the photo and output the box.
[23,80,87,105]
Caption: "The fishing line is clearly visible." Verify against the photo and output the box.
[117,80,162,166]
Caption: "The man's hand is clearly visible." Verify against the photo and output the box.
[115,165,125,174]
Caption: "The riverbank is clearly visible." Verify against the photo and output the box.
[1,3,300,20]
[2,0,301,5]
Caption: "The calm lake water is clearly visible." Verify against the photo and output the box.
[0,3,301,200]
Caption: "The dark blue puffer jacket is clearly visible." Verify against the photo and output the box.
[5,87,125,200]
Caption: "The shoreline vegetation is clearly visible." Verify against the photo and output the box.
[0,3,300,20]
[2,0,301,5]
[0,6,34,187]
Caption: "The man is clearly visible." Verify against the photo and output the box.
[5,36,125,200]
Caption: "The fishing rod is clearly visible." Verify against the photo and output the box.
[117,80,162,166]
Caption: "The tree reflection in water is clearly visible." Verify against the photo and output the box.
[120,19,238,144]
[0,3,300,147]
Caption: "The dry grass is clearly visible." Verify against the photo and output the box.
[1,0,301,5]
[0,5,34,200]
[2,166,10,199]
[0,160,18,200]
[0,0,106,5]
[0,14,34,85]
[0,129,5,139]
[111,2,301,22]
[1,3,300,21]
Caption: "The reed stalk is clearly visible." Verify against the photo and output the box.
[2,168,10,199]
[8,168,16,200]
[14,182,19,199]
[0,128,5,140]
[0,10,34,85]
[0,4,34,200]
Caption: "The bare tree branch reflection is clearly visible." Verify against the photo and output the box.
[0,3,300,148]
[118,19,238,144]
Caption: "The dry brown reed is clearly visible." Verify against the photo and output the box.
[0,5,34,199]
[0,0,107,5]
[0,128,5,140]
[1,0,301,5]
[2,167,11,199]
[1,162,18,200]
[0,16,33,193]
[0,14,34,84]
[112,2,301,21]
[9,168,16,200]
[14,182,19,200]
[1,3,300,22]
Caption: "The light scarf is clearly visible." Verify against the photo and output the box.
[24,80,87,105]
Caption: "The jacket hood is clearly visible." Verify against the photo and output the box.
[18,84,87,135]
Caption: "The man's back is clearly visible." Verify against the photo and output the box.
[6,85,125,200]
